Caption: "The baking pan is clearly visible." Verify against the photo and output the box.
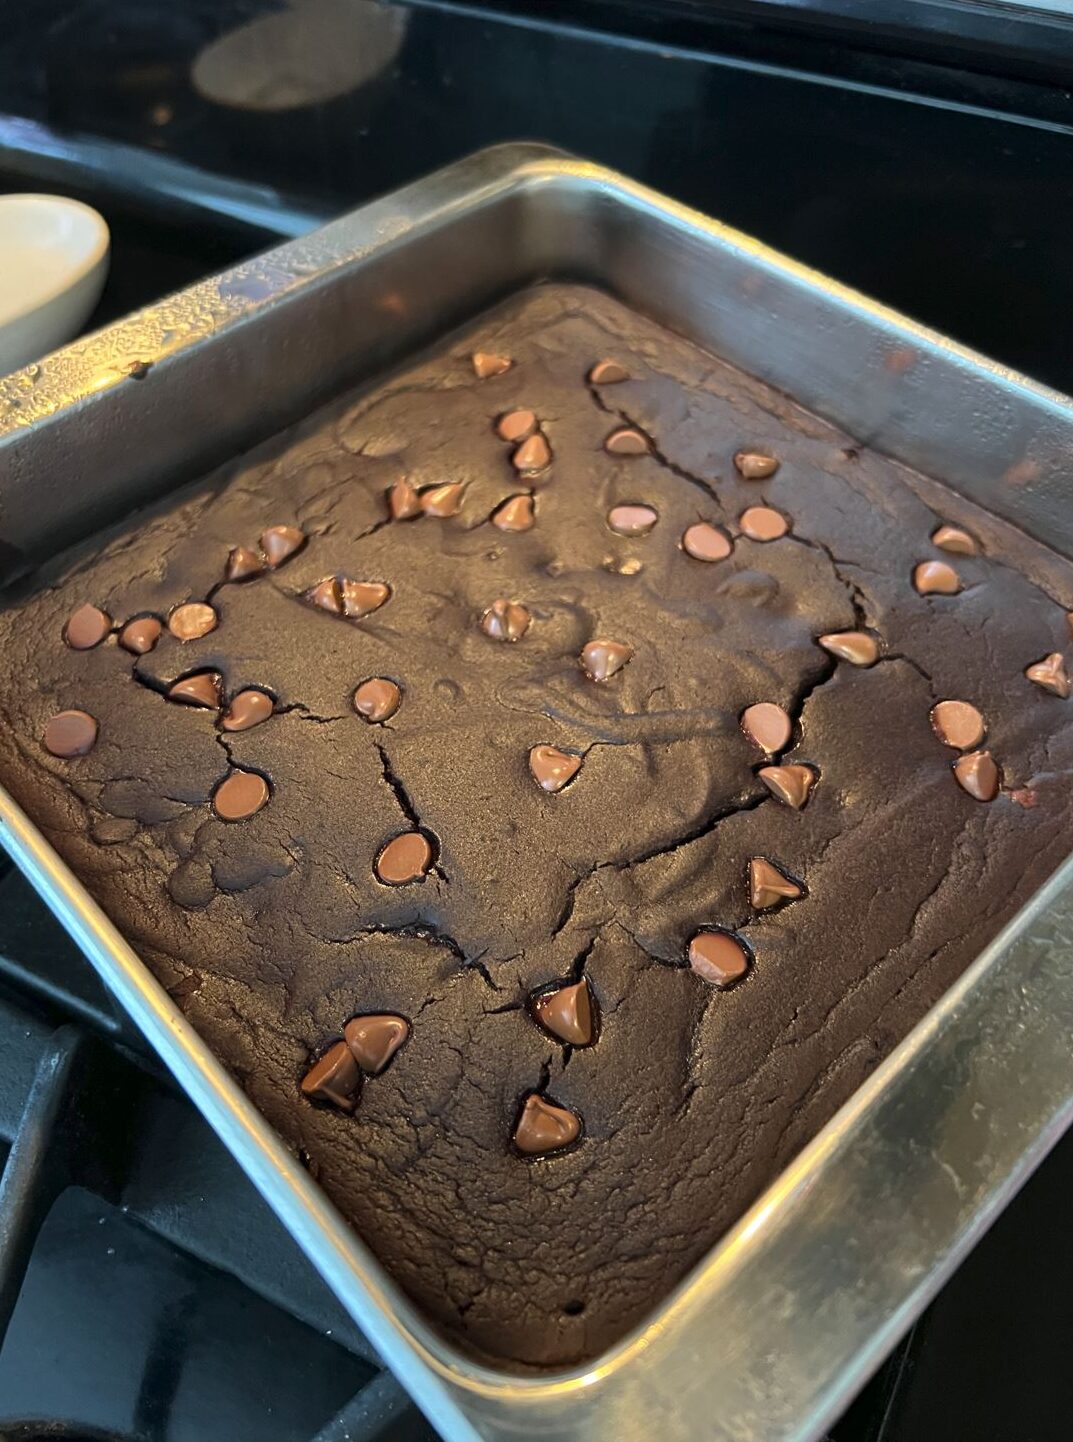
[2,143,1073,1442]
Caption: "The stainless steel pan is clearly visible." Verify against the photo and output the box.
[2,144,1073,1442]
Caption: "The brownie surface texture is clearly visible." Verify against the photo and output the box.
[1,284,1072,1368]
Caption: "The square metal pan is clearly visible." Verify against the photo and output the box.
[2,143,1073,1442]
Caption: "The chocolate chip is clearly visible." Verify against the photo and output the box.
[607,504,658,536]
[472,351,512,378]
[305,577,343,613]
[300,1040,362,1112]
[119,616,163,655]
[512,433,551,473]
[913,560,961,595]
[741,702,792,754]
[212,769,270,821]
[375,831,433,885]
[513,1093,581,1156]
[953,750,1000,802]
[221,689,274,731]
[496,409,537,442]
[930,700,985,750]
[749,858,804,910]
[168,672,222,708]
[734,451,779,480]
[492,495,534,532]
[353,677,401,723]
[481,599,531,642]
[260,525,306,568]
[43,709,97,758]
[758,763,816,809]
[817,631,878,666]
[168,603,218,641]
[589,359,629,385]
[421,483,465,517]
[340,580,390,619]
[579,638,632,682]
[932,524,977,556]
[531,978,596,1045]
[688,930,751,988]
[225,546,265,582]
[739,506,788,542]
[64,603,111,650]
[1025,652,1070,698]
[343,1014,410,1075]
[388,479,422,520]
[529,745,582,793]
[682,522,732,562]
[604,427,648,456]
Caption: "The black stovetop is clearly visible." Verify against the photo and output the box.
[1,2,1073,1437]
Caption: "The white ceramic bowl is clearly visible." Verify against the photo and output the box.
[0,194,110,375]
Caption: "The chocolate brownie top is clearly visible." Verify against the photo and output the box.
[1,283,1072,1369]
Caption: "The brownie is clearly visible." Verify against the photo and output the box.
[1,283,1072,1369]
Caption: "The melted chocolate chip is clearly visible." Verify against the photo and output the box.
[344,1014,410,1075]
[221,690,274,732]
[119,616,163,655]
[734,451,779,480]
[388,479,422,520]
[579,638,632,682]
[953,750,1000,802]
[741,702,792,754]
[758,763,816,809]
[472,351,512,379]
[688,930,751,988]
[1025,653,1071,698]
[749,858,804,910]
[340,580,391,619]
[305,578,343,613]
[681,522,732,562]
[300,1041,362,1112]
[817,631,878,667]
[531,978,596,1046]
[930,700,985,750]
[168,603,218,641]
[913,560,961,596]
[739,506,788,542]
[604,427,648,456]
[212,769,270,821]
[260,525,306,568]
[512,433,551,473]
[64,603,111,650]
[168,673,222,709]
[492,495,535,532]
[513,1093,581,1157]
[496,409,537,442]
[932,524,977,556]
[421,483,465,517]
[352,678,401,723]
[225,546,265,582]
[43,709,97,758]
[375,831,433,885]
[481,599,531,642]
[589,359,629,385]
[529,745,582,793]
[607,504,658,536]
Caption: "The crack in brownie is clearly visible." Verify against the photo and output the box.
[2,284,1072,1368]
